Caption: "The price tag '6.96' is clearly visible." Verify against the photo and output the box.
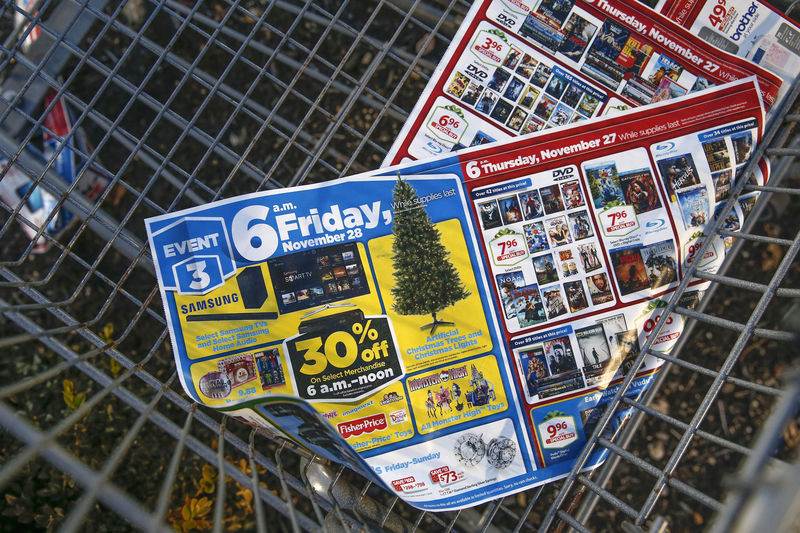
[284,313,403,402]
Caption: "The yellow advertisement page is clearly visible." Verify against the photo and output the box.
[189,346,294,406]
[173,244,383,360]
[368,218,493,374]
[406,354,508,435]
[314,381,415,452]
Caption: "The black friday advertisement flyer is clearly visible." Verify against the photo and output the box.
[382,0,780,166]
[146,79,764,511]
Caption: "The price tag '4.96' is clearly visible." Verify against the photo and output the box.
[284,313,403,402]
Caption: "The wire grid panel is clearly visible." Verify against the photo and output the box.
[0,0,797,532]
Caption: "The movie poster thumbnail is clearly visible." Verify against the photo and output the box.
[577,93,600,117]
[619,168,661,214]
[558,13,597,61]
[646,54,683,86]
[446,72,469,98]
[579,405,615,441]
[640,239,678,289]
[499,194,524,224]
[542,285,568,319]
[540,185,565,214]
[521,13,566,51]
[519,190,544,220]
[561,84,583,108]
[516,53,539,79]
[545,215,572,247]
[533,94,558,121]
[580,20,630,88]
[549,103,572,126]
[564,279,589,313]
[557,248,579,278]
[544,75,569,100]
[538,368,585,399]
[568,210,594,240]
[536,336,585,398]
[577,243,603,273]
[650,76,687,103]
[513,283,547,328]
[575,324,612,366]
[615,329,641,375]
[461,82,484,106]
[586,272,614,304]
[712,169,732,202]
[520,346,549,398]
[531,63,552,87]
[618,36,653,75]
[503,46,523,69]
[731,131,753,164]
[676,185,710,229]
[496,270,526,319]
[507,107,528,131]
[524,221,550,254]
[584,161,624,210]
[534,0,572,27]
[533,252,559,285]
[561,180,585,209]
[610,246,649,295]
[488,67,512,92]
[519,85,540,108]
[656,154,700,202]
[490,99,514,124]
[715,205,740,232]
[738,192,758,219]
[545,335,578,374]
[702,139,731,172]
[476,90,499,114]
[522,115,546,133]
[504,77,526,101]
[478,199,502,229]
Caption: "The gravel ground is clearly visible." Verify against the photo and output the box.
[0,1,798,531]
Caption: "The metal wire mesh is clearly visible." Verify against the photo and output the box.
[0,0,797,531]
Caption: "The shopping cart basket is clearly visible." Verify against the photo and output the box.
[0,1,798,531]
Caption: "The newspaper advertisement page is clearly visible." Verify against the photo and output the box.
[146,79,763,511]
[382,0,780,166]
[654,0,800,106]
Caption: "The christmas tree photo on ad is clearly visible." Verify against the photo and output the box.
[390,177,471,333]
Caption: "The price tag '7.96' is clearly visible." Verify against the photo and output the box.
[284,313,403,402]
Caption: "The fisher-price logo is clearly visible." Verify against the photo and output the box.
[337,414,388,439]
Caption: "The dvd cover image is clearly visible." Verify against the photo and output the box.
[619,168,662,214]
[584,162,624,209]
[524,221,550,253]
[513,283,547,327]
[586,272,614,305]
[568,210,594,241]
[676,185,710,229]
[610,246,649,296]
[577,243,603,273]
[656,154,701,202]
[640,240,678,289]
[540,184,566,214]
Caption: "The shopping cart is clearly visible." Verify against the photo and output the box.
[0,1,797,531]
